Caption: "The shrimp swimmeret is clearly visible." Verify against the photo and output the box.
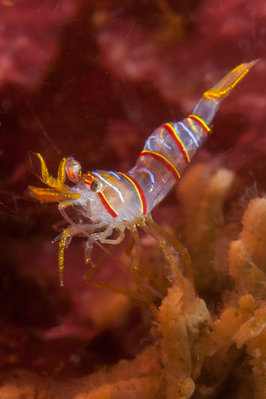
[29,61,257,291]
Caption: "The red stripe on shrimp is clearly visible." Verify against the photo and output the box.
[139,150,180,181]
[118,172,147,215]
[162,123,190,164]
[188,114,210,134]
[97,191,118,218]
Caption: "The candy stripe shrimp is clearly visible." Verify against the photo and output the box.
[29,61,257,295]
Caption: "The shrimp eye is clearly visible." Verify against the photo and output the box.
[90,180,102,192]
[65,158,82,182]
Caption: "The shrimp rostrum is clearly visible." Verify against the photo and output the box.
[29,61,257,289]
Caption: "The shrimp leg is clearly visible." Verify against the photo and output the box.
[130,226,159,317]
[141,215,191,286]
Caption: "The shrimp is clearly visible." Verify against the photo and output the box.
[29,61,257,292]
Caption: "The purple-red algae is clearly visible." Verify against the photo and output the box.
[0,0,266,398]
[0,0,82,90]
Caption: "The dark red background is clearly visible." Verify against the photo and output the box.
[0,0,265,378]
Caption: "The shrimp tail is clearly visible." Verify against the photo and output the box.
[203,60,259,100]
[192,60,258,126]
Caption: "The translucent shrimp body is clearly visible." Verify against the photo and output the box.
[29,61,257,285]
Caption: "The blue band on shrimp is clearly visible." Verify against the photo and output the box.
[177,121,199,148]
